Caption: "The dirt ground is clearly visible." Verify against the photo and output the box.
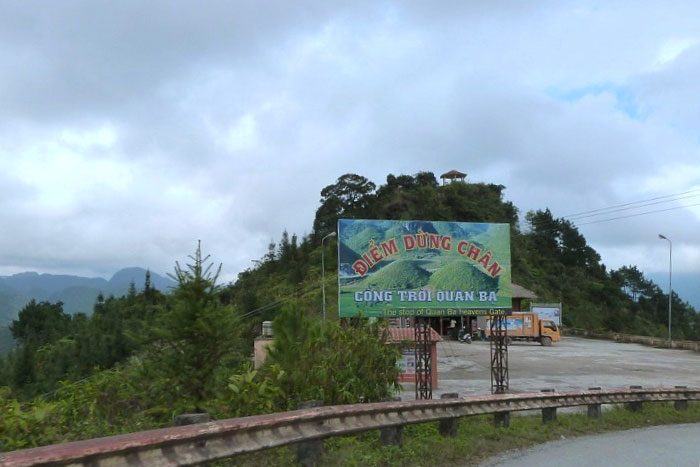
[400,336,700,399]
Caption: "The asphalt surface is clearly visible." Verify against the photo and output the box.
[401,336,700,398]
[482,423,700,467]
[398,336,700,465]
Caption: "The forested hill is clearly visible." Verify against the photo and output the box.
[224,172,700,341]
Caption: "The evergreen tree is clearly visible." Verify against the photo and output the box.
[313,174,376,237]
[144,269,152,297]
[10,300,71,346]
[127,281,137,303]
[154,241,244,407]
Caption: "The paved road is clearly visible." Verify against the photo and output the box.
[401,336,700,398]
[483,423,700,467]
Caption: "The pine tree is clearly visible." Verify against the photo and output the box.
[144,269,152,294]
[155,241,244,407]
[127,281,137,303]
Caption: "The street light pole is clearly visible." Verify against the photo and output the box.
[321,231,337,321]
[658,234,672,346]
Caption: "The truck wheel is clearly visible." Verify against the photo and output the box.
[541,337,552,347]
[504,336,512,346]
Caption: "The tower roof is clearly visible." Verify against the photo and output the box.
[440,169,467,179]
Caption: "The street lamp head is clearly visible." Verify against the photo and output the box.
[322,231,337,242]
[658,234,667,240]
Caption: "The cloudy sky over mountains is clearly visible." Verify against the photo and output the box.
[1,1,699,285]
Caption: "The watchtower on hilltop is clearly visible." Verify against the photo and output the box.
[439,169,467,185]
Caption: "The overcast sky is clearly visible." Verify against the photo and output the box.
[1,1,699,286]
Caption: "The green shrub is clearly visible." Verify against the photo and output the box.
[264,305,400,409]
[218,365,287,418]
[216,305,400,418]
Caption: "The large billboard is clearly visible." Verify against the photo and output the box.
[531,303,562,326]
[337,219,512,318]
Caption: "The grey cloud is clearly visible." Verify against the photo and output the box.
[1,1,700,282]
[636,46,700,134]
[0,1,373,123]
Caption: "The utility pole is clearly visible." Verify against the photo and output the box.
[321,232,336,321]
[658,234,672,346]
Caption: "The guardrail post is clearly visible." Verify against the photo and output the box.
[439,393,459,437]
[494,411,510,428]
[296,400,324,466]
[626,386,643,412]
[541,389,556,423]
[174,413,211,426]
[379,397,403,446]
[587,387,602,419]
[380,425,403,446]
[674,386,689,411]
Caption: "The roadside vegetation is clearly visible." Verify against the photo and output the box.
[1,171,698,453]
[0,244,399,451]
[231,402,700,466]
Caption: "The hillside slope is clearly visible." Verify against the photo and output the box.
[224,172,700,341]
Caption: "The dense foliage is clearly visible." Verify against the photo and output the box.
[147,243,246,410]
[264,305,400,407]
[519,210,700,338]
[221,305,400,419]
[1,285,164,399]
[0,243,399,451]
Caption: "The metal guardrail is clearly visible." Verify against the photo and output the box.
[1,387,698,467]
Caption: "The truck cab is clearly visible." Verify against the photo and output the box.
[539,319,560,346]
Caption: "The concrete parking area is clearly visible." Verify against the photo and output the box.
[401,336,700,398]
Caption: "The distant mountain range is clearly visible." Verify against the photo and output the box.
[0,268,176,353]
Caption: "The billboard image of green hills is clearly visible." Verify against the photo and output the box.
[337,219,512,318]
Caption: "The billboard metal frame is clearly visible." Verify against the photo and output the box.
[414,317,433,400]
[490,316,509,394]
